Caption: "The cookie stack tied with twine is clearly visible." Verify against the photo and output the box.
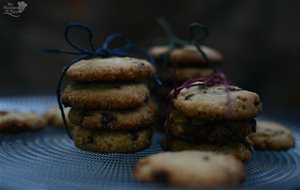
[162,73,263,162]
[149,19,223,98]
[149,20,223,130]
[46,23,159,153]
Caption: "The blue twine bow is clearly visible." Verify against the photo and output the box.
[158,18,218,73]
[45,22,161,139]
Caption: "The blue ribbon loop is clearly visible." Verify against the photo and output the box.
[45,22,161,139]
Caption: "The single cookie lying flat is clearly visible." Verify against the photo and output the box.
[62,82,149,110]
[162,138,252,162]
[69,100,157,130]
[0,111,46,133]
[173,82,262,120]
[72,127,153,153]
[66,57,155,81]
[134,151,246,187]
[248,120,295,151]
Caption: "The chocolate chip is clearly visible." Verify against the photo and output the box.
[130,131,139,140]
[254,100,260,106]
[85,136,94,144]
[101,112,114,128]
[203,155,210,161]
[152,170,170,183]
[185,94,195,100]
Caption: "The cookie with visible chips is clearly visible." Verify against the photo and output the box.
[248,120,295,151]
[68,100,157,130]
[62,82,149,110]
[72,126,153,153]
[0,111,46,133]
[66,57,155,82]
[173,82,262,120]
[134,151,246,187]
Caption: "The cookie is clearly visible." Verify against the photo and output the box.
[62,82,149,110]
[134,151,246,187]
[0,111,46,133]
[167,113,256,143]
[248,120,295,151]
[160,67,214,83]
[162,138,252,162]
[66,57,155,81]
[44,107,73,128]
[173,82,262,120]
[149,45,223,65]
[68,100,157,130]
[72,127,153,153]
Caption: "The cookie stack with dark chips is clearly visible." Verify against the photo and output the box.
[162,81,262,161]
[61,57,157,153]
[149,45,223,129]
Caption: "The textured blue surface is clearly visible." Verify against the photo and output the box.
[0,96,300,190]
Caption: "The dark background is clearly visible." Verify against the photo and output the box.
[0,0,299,110]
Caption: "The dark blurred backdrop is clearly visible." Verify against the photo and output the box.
[0,0,299,110]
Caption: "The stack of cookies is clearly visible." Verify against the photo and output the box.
[61,57,157,153]
[149,45,223,99]
[149,45,223,129]
[162,82,262,161]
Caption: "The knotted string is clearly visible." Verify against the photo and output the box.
[45,23,161,139]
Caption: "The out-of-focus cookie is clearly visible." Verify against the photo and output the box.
[161,67,214,83]
[248,120,295,151]
[66,57,155,81]
[149,45,223,65]
[0,111,46,133]
[69,100,157,130]
[134,151,246,187]
[62,82,149,110]
[173,82,262,120]
[162,138,252,162]
[44,107,73,128]
[72,127,153,153]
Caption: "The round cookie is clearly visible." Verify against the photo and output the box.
[149,45,223,65]
[162,138,252,162]
[134,151,246,187]
[62,82,149,110]
[248,120,295,151]
[68,100,157,130]
[44,107,73,128]
[72,127,153,153]
[173,82,262,120]
[66,57,155,81]
[0,111,46,133]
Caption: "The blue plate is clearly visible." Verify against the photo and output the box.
[0,96,299,190]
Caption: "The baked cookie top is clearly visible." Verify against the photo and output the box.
[62,82,149,110]
[248,120,295,151]
[134,151,246,187]
[149,45,223,65]
[66,57,155,81]
[173,82,262,120]
[0,111,46,133]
